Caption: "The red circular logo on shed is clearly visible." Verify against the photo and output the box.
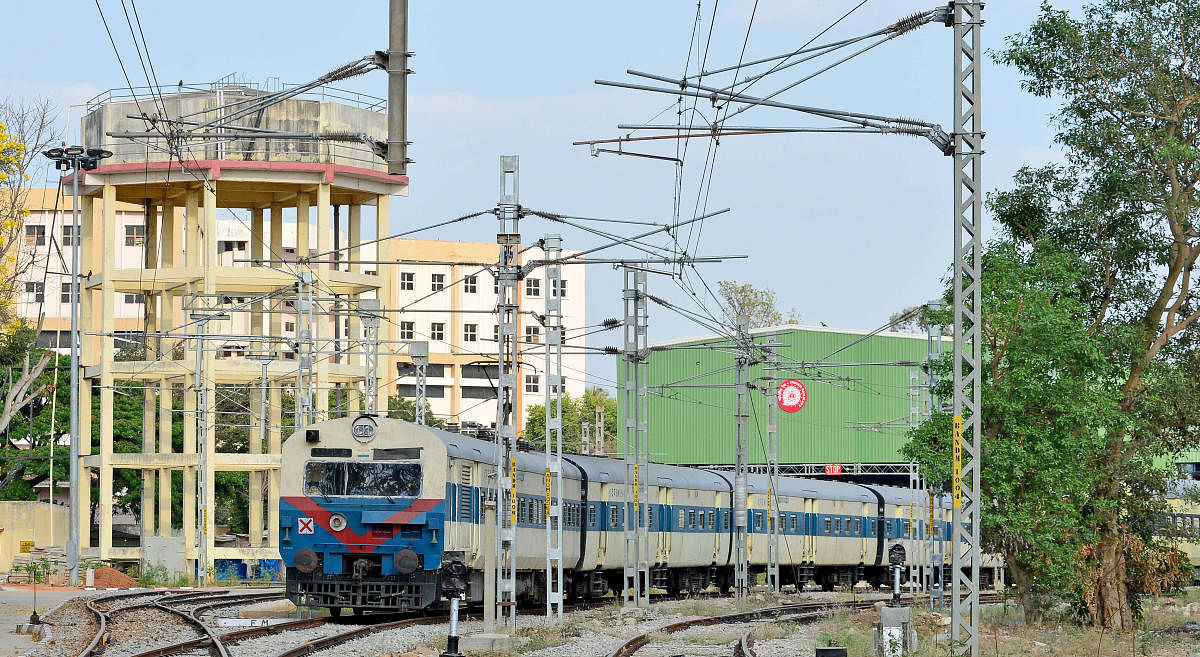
[777,379,807,413]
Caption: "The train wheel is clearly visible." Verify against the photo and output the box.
[329,607,342,618]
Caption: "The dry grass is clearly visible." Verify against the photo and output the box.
[802,588,1200,657]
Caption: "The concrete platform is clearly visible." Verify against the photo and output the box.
[458,633,529,654]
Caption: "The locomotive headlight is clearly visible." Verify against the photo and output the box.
[329,513,348,532]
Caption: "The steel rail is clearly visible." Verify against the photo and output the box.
[608,594,1004,657]
[273,615,448,657]
[79,590,174,657]
[127,617,327,657]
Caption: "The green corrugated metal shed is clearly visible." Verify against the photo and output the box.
[619,324,939,466]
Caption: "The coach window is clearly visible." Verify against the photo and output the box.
[855,518,862,535]
[688,509,696,529]
[610,505,619,529]
[886,520,894,538]
[589,504,597,528]
[708,510,715,529]
[871,517,877,535]
[790,514,797,533]
[835,517,842,534]
[824,517,831,534]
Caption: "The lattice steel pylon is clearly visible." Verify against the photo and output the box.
[621,267,650,608]
[732,315,750,604]
[295,272,316,429]
[949,2,983,655]
[493,155,521,631]
[543,234,565,619]
[410,341,429,425]
[765,348,780,593]
[359,299,381,415]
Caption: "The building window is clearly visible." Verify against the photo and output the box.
[525,326,540,343]
[552,279,567,298]
[25,225,45,247]
[525,278,540,297]
[400,272,414,291]
[24,282,44,303]
[464,275,477,293]
[525,374,539,393]
[124,293,146,304]
[431,322,445,341]
[124,224,145,247]
[494,275,499,295]
[464,324,478,342]
[284,321,296,332]
[493,324,500,343]
[431,273,445,291]
[400,321,415,340]
[61,224,79,246]
[60,281,77,303]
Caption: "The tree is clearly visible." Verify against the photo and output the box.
[903,240,1118,621]
[995,0,1200,628]
[716,280,800,328]
[1,97,57,334]
[386,395,445,429]
[524,387,618,453]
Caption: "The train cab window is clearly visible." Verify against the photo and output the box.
[304,461,421,497]
[855,518,862,535]
[824,517,832,534]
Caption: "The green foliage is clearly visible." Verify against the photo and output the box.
[386,395,445,428]
[524,387,617,453]
[716,280,799,329]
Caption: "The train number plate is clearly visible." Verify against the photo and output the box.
[298,517,315,534]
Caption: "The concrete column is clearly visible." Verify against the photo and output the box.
[78,380,92,550]
[158,381,173,537]
[250,207,264,355]
[99,184,116,558]
[186,188,200,268]
[249,379,263,548]
[267,384,281,549]
[201,184,218,572]
[183,373,196,562]
[450,264,462,422]
[315,184,330,421]
[160,201,176,357]
[81,196,99,365]
[377,194,393,412]
[269,204,283,341]
[142,202,158,542]
[348,204,361,275]
[296,193,310,261]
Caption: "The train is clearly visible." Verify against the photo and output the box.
[277,414,999,614]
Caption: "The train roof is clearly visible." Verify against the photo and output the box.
[417,419,944,506]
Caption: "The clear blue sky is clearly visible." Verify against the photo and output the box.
[2,1,1082,390]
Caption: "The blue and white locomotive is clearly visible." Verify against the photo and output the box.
[279,415,969,614]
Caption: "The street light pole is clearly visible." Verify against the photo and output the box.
[42,146,112,587]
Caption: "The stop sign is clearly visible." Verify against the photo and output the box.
[776,379,807,413]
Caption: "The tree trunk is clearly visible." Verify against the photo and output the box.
[1005,555,1043,624]
[1092,507,1132,629]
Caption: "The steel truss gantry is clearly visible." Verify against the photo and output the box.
[494,155,521,631]
[359,299,381,414]
[950,2,983,654]
[543,234,565,619]
[622,267,650,608]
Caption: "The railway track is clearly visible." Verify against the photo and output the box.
[609,593,1006,657]
[72,590,284,657]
